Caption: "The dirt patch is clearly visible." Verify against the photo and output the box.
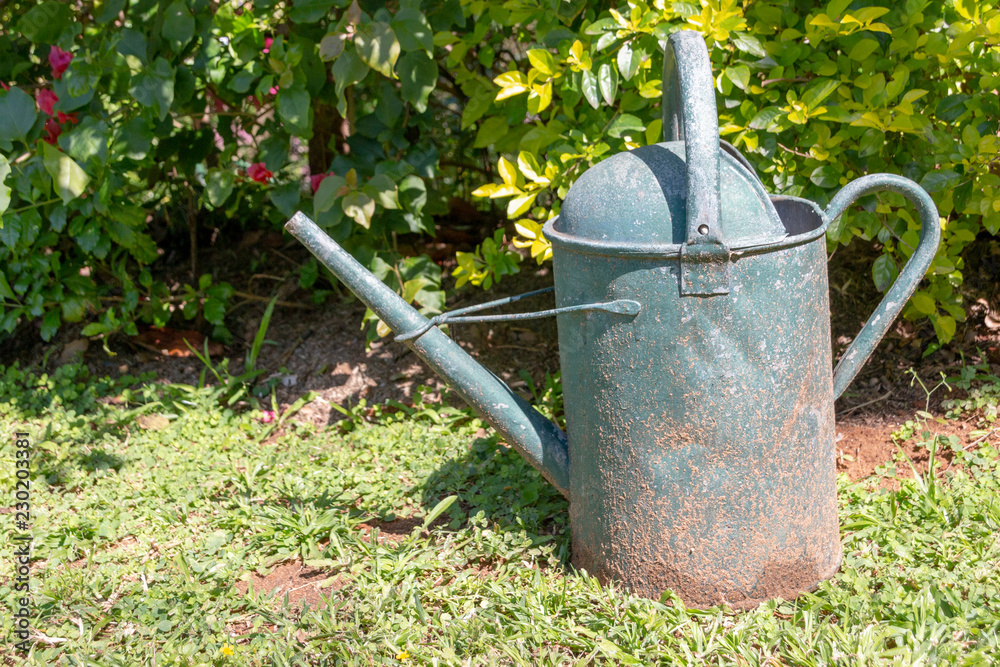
[354,514,452,544]
[235,559,344,610]
[835,413,983,482]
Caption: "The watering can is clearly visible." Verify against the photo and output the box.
[285,31,941,608]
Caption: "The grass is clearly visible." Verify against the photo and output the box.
[1,361,999,665]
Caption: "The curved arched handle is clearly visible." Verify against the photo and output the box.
[662,30,722,247]
[662,31,730,296]
[827,174,942,399]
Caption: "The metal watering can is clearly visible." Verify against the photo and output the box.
[285,31,941,608]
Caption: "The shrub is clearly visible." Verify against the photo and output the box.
[0,0,996,347]
[467,0,999,345]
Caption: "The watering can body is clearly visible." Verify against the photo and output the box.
[286,31,941,608]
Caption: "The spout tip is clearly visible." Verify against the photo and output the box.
[285,211,312,235]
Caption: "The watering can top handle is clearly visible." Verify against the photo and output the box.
[827,173,942,400]
[661,31,723,247]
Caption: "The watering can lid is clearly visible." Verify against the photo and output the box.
[550,141,786,253]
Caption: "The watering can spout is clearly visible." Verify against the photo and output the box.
[285,212,571,498]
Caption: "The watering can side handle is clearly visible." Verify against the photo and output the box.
[825,174,942,400]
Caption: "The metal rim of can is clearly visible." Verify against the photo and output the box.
[542,195,830,260]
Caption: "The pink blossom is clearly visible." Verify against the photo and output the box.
[310,172,335,194]
[247,162,273,183]
[57,111,78,124]
[0,82,9,91]
[48,46,73,80]
[263,36,273,54]
[37,88,59,115]
[42,118,61,145]
[259,410,276,423]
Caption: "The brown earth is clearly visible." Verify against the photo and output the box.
[234,559,345,612]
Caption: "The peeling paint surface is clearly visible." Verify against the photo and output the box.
[555,237,840,608]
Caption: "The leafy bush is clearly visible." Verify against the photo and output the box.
[0,0,467,342]
[0,0,996,346]
[468,0,1000,344]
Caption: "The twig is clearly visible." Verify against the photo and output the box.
[777,142,812,159]
[837,390,893,417]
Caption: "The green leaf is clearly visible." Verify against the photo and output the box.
[269,181,301,219]
[203,297,226,325]
[40,308,60,341]
[0,87,38,142]
[129,58,175,120]
[857,128,884,158]
[398,51,437,113]
[731,33,766,57]
[331,50,369,114]
[319,33,347,61]
[931,314,956,343]
[121,117,154,159]
[65,117,110,165]
[314,175,347,213]
[919,170,960,193]
[724,65,750,91]
[748,106,783,131]
[935,94,969,122]
[616,42,642,81]
[205,169,235,207]
[355,22,400,78]
[0,270,14,300]
[581,69,600,109]
[474,116,507,148]
[61,296,87,322]
[288,0,337,23]
[598,63,618,106]
[527,49,556,76]
[391,8,434,53]
[910,291,936,315]
[810,165,841,188]
[848,38,879,61]
[422,495,458,529]
[162,1,195,51]
[0,154,10,223]
[461,82,494,130]
[43,142,91,204]
[365,173,399,209]
[800,79,841,108]
[607,114,645,139]
[277,85,312,135]
[871,254,897,292]
[342,191,376,228]
[17,2,73,43]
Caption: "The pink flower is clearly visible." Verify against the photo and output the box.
[259,410,276,423]
[37,89,58,115]
[268,85,279,96]
[310,172,335,194]
[0,82,9,91]
[48,46,73,80]
[247,162,273,183]
[57,111,78,124]
[263,36,273,54]
[42,118,61,145]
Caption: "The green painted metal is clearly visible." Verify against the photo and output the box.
[394,287,641,342]
[284,29,942,608]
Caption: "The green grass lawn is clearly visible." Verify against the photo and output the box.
[1,361,999,666]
